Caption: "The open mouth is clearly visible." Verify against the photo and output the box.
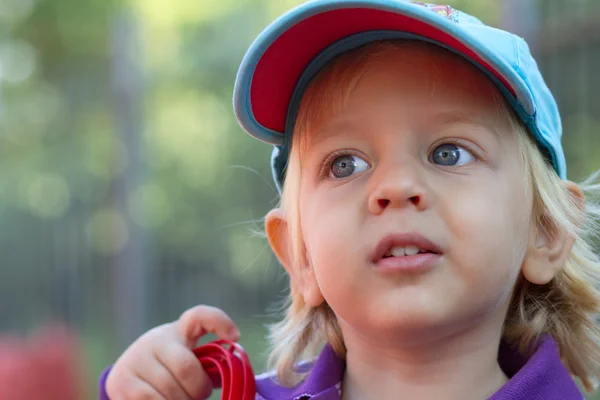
[372,232,443,263]
[383,246,438,258]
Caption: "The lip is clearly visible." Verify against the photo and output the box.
[371,232,443,263]
[374,253,441,273]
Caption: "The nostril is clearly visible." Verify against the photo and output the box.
[409,195,420,206]
[378,199,390,209]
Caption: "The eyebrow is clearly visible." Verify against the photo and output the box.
[305,111,500,150]
[307,120,359,149]
[429,111,500,137]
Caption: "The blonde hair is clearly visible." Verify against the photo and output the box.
[266,41,600,391]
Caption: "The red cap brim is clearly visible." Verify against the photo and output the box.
[251,7,516,134]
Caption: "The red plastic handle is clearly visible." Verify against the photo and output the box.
[193,340,256,400]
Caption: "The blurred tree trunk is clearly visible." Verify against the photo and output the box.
[111,7,148,350]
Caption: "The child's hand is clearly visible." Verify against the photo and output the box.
[105,305,240,399]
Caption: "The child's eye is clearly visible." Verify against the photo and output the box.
[329,154,370,179]
[430,143,475,166]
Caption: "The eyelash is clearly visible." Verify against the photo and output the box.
[318,149,365,178]
[429,138,484,163]
[319,138,483,177]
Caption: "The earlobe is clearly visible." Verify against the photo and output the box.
[300,260,326,307]
[265,208,325,307]
[522,221,573,285]
[522,181,584,285]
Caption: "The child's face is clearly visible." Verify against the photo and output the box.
[297,46,534,343]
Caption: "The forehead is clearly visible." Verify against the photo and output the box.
[294,41,511,144]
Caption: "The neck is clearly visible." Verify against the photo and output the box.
[340,320,509,400]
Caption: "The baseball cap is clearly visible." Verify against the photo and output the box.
[232,0,565,192]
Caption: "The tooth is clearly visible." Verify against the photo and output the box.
[404,246,419,256]
[391,247,405,257]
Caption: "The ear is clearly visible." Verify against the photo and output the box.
[265,208,325,307]
[522,181,584,285]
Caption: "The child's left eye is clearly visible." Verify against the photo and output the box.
[329,154,370,179]
[430,143,475,166]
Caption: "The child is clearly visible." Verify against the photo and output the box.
[100,1,600,399]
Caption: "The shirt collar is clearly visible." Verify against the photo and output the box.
[255,335,583,400]
[490,336,583,399]
[255,344,344,400]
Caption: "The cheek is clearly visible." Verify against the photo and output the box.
[300,188,361,259]
[441,175,531,289]
[299,189,364,293]
[445,170,530,243]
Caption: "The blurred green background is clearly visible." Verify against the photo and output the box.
[0,0,599,398]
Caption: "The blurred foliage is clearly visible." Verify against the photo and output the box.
[0,0,598,398]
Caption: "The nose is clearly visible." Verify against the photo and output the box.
[367,163,429,215]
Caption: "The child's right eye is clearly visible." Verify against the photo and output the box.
[328,154,370,179]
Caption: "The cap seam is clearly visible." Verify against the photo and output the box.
[512,35,521,73]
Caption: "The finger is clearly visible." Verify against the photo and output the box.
[156,342,213,400]
[175,306,239,347]
[130,380,167,400]
[135,359,192,400]
[108,372,167,400]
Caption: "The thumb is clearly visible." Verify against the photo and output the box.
[175,305,240,348]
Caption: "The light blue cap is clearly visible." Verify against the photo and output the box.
[233,0,565,192]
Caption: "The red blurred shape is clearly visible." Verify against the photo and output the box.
[0,325,83,399]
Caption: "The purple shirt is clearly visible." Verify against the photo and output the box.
[99,335,583,399]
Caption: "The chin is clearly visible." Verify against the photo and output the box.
[385,310,446,332]
[350,306,450,339]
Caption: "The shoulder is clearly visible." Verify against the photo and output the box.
[253,363,314,400]
[254,370,279,400]
[254,345,344,400]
